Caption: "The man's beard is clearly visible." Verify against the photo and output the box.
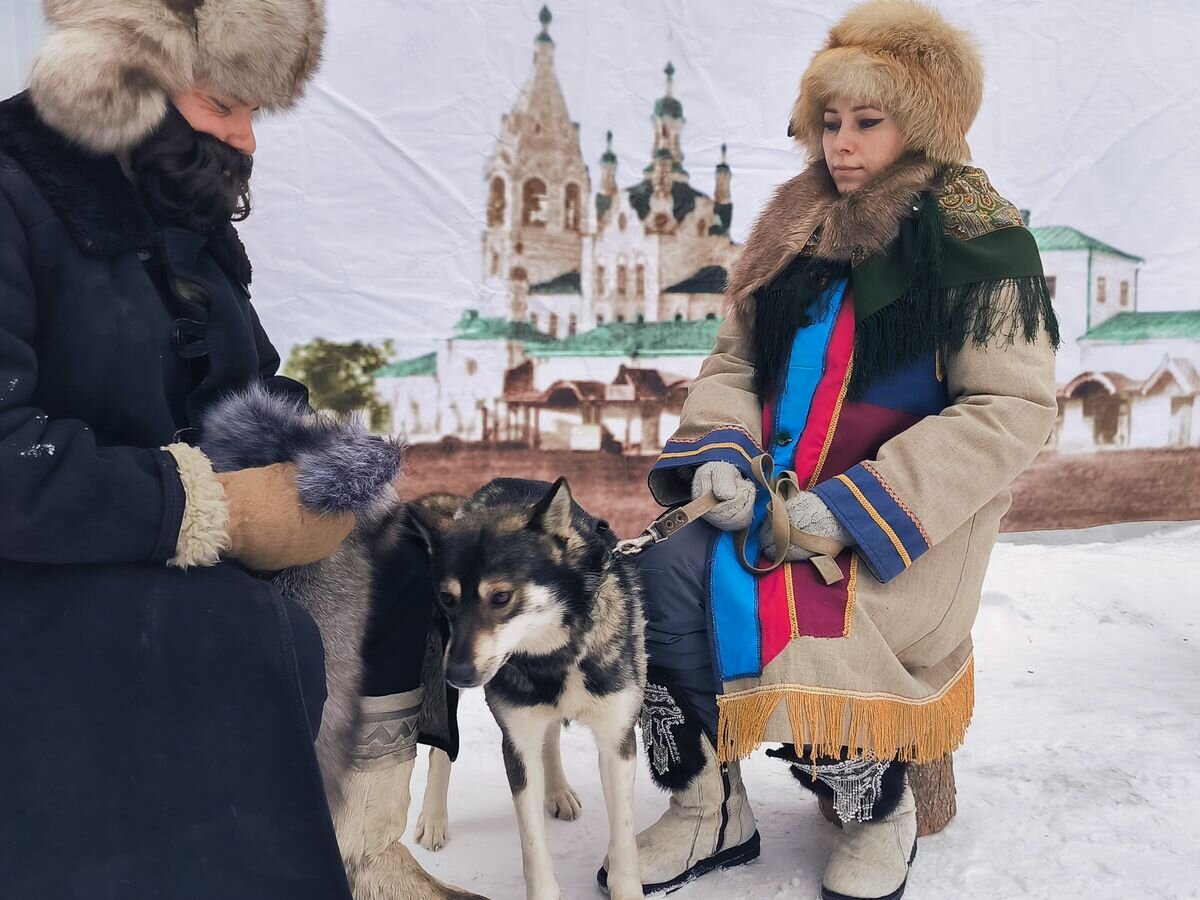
[130,106,253,232]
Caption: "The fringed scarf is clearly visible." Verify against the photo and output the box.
[733,155,1061,401]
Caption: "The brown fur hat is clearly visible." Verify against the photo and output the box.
[29,0,325,153]
[789,0,983,165]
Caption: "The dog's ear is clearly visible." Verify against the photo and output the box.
[527,477,574,540]
[406,500,446,552]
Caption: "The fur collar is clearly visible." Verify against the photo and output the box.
[0,91,155,256]
[0,91,251,286]
[726,154,940,321]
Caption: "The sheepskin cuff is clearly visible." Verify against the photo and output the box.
[163,443,230,569]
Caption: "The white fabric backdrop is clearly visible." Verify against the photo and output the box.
[4,0,1197,361]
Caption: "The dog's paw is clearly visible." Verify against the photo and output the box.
[414,806,450,851]
[544,785,583,821]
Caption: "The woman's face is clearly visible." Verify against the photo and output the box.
[822,97,904,193]
[171,87,258,155]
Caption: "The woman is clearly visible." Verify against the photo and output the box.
[0,3,474,898]
[605,2,1059,898]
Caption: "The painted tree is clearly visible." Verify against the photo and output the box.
[284,337,394,433]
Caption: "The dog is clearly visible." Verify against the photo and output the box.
[198,385,484,900]
[409,477,647,900]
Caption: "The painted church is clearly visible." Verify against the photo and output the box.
[375,7,733,451]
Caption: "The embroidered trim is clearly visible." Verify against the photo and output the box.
[860,461,931,548]
[834,474,912,567]
[785,563,799,640]
[842,554,860,637]
[659,425,762,449]
[350,689,423,771]
[807,356,854,490]
[640,682,687,778]
[658,441,758,466]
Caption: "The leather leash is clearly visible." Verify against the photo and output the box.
[615,454,845,586]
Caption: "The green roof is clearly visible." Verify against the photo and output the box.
[530,271,581,294]
[373,352,436,378]
[1082,311,1200,343]
[453,310,556,342]
[1031,226,1143,262]
[531,318,720,358]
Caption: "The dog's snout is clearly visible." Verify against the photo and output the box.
[446,659,481,689]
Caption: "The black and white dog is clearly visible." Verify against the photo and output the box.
[411,478,647,900]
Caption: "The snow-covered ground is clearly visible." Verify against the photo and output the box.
[409,523,1200,900]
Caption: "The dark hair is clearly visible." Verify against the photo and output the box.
[129,105,253,232]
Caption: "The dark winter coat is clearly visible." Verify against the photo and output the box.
[0,91,352,900]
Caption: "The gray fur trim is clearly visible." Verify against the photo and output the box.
[200,382,405,517]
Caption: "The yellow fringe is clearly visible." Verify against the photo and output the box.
[715,655,974,765]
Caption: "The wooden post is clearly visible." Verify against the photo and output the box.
[910,755,957,837]
[816,754,957,836]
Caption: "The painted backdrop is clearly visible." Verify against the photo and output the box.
[6,0,1199,533]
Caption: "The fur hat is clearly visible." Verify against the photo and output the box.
[29,0,325,154]
[789,0,983,165]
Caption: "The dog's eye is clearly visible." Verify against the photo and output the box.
[437,591,457,607]
[490,591,513,607]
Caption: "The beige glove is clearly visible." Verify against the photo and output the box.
[759,489,853,561]
[217,462,354,570]
[691,461,757,532]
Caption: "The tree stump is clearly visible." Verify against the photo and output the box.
[910,754,957,836]
[816,754,957,836]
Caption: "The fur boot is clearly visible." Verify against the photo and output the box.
[821,780,917,900]
[598,675,759,894]
[771,747,916,900]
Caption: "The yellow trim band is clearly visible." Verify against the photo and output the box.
[784,563,799,640]
[658,441,758,466]
[808,356,854,489]
[834,474,912,568]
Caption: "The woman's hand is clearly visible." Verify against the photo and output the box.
[691,461,757,532]
[759,490,852,561]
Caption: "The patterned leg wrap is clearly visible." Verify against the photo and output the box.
[639,667,710,791]
[349,687,423,772]
[768,744,908,823]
